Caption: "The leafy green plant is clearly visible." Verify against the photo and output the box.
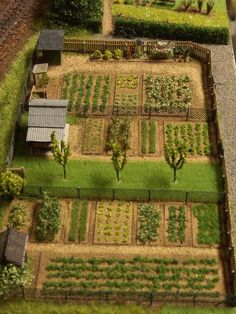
[149,120,156,154]
[8,203,28,229]
[137,203,161,243]
[0,171,23,199]
[91,50,103,60]
[103,50,113,60]
[36,192,61,242]
[0,263,32,297]
[114,48,123,60]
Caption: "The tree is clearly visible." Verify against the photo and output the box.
[108,118,130,182]
[164,143,188,183]
[50,131,70,179]
[111,142,127,182]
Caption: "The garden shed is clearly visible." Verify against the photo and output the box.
[36,29,64,65]
[0,229,28,267]
[26,99,69,154]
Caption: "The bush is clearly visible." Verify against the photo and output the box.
[36,192,61,242]
[114,48,123,60]
[114,17,229,44]
[0,263,32,297]
[103,50,113,60]
[149,48,173,60]
[91,50,103,60]
[0,171,23,199]
[8,203,28,229]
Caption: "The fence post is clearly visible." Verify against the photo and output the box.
[64,291,68,303]
[78,188,80,199]
[193,293,196,306]
[149,107,151,119]
[185,191,189,204]
[149,292,153,306]
[39,186,42,197]
[186,108,190,121]
[112,189,115,201]
[148,190,151,202]
[21,286,25,300]
[83,41,86,54]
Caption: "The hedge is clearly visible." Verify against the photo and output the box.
[114,17,229,44]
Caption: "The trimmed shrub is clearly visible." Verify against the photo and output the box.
[103,50,113,60]
[114,17,229,44]
[0,171,23,199]
[8,203,28,229]
[114,48,123,60]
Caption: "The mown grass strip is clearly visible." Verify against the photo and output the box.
[79,201,89,241]
[68,200,80,242]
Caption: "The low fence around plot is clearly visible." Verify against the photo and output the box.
[21,185,225,204]
[16,288,224,307]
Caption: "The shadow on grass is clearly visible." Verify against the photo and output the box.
[89,171,114,188]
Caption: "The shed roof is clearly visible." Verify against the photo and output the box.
[0,229,28,267]
[37,29,64,51]
[32,63,48,75]
[26,127,65,142]
[26,99,68,143]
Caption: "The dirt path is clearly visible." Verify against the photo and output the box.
[102,0,113,36]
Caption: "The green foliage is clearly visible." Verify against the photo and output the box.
[149,120,156,154]
[111,142,127,182]
[149,48,173,60]
[68,200,80,242]
[103,50,113,60]
[167,206,186,243]
[36,192,61,242]
[181,0,195,11]
[0,171,23,198]
[91,50,103,60]
[137,203,161,243]
[79,201,89,241]
[8,203,28,229]
[50,131,70,179]
[206,0,215,14]
[0,264,31,297]
[164,143,188,182]
[37,73,49,88]
[114,17,229,44]
[114,48,123,60]
[48,0,103,30]
[192,204,220,245]
[141,120,147,154]
[197,0,204,12]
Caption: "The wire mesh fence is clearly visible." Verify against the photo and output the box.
[21,185,225,204]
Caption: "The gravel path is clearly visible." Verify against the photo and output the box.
[205,41,236,244]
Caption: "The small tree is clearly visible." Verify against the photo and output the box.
[197,0,204,12]
[50,131,70,179]
[0,171,23,199]
[164,143,188,183]
[181,0,195,11]
[111,142,127,182]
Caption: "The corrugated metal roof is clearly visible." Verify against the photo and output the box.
[29,107,66,117]
[28,114,65,128]
[26,127,65,142]
[29,99,68,108]
[0,229,28,267]
[37,29,64,51]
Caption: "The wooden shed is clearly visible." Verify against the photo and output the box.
[26,99,69,154]
[36,29,64,65]
[0,229,28,267]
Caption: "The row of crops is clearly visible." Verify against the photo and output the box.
[43,255,220,296]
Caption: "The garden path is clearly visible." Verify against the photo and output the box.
[102,0,113,36]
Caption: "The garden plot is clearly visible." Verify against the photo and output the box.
[164,122,211,158]
[42,255,222,298]
[140,119,158,155]
[62,72,111,113]
[67,200,90,243]
[82,118,105,154]
[114,74,141,114]
[143,75,192,112]
[192,204,221,247]
[94,201,133,244]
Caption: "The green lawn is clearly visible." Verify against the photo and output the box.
[13,156,221,192]
[0,302,235,314]
[112,0,229,28]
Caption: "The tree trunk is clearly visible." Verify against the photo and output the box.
[116,170,120,182]
[173,168,177,182]
[63,165,66,179]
